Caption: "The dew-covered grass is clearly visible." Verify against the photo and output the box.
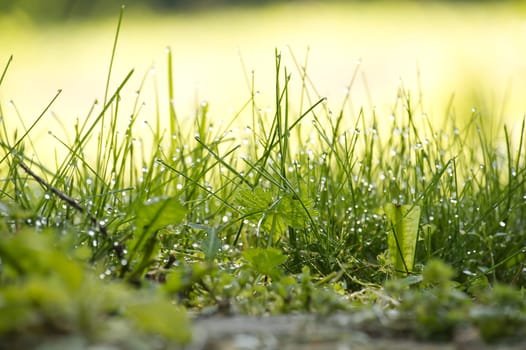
[1,6,526,347]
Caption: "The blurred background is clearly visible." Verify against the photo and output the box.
[0,0,515,20]
[1,0,526,148]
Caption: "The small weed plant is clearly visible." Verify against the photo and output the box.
[0,11,525,347]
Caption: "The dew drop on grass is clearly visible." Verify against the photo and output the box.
[44,193,51,200]
[463,269,476,276]
[499,221,506,227]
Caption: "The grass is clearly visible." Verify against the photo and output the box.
[1,10,526,348]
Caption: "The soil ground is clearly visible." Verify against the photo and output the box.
[189,314,526,350]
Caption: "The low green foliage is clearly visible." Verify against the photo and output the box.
[385,260,526,342]
[0,229,191,348]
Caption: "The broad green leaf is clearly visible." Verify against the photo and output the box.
[129,197,186,255]
[126,197,187,281]
[235,187,317,242]
[242,247,287,279]
[384,203,421,277]
[136,196,187,236]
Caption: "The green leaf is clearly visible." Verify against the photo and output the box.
[242,247,287,279]
[136,196,187,237]
[384,203,421,277]
[187,223,222,262]
[163,262,212,294]
[201,228,221,263]
[235,187,317,243]
[127,196,187,275]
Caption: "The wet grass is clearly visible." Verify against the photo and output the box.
[1,10,526,347]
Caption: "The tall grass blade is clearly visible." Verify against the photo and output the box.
[103,5,125,105]
[0,89,62,164]
[0,55,13,87]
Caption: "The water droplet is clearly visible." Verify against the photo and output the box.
[499,221,506,227]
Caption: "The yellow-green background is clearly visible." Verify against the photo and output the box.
[1,1,526,147]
